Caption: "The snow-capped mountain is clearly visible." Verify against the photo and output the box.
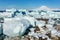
[36,6,51,11]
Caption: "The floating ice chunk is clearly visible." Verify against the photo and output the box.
[36,20,45,27]
[48,19,55,24]
[28,32,35,36]
[47,38,52,40]
[57,31,60,37]
[56,20,60,25]
[28,32,39,38]
[34,36,39,39]
[3,17,31,37]
[0,12,12,18]
[3,18,21,37]
[33,33,39,38]
[40,28,45,32]
[51,29,57,36]
[34,14,41,18]
[30,28,35,32]
[23,16,36,26]
[40,12,46,16]
[28,11,39,17]
[49,13,55,18]
[46,24,53,30]
[20,20,30,35]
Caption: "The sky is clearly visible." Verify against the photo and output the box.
[0,0,60,9]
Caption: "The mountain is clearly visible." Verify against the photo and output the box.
[36,6,51,11]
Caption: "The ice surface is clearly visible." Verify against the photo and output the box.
[0,8,60,40]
